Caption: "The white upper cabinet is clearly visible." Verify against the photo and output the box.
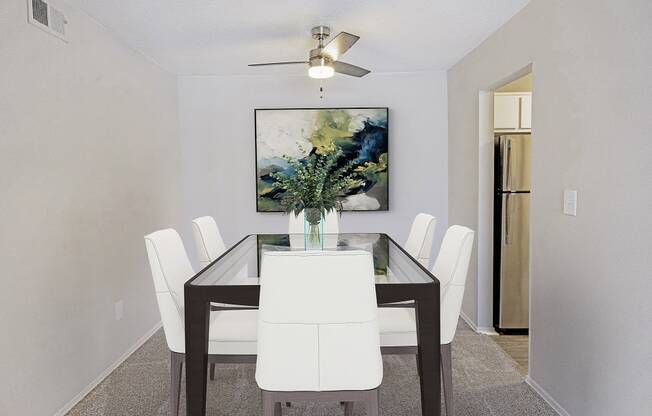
[494,92,532,132]
[519,94,532,129]
[494,94,520,129]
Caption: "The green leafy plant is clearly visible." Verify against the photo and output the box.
[271,147,355,225]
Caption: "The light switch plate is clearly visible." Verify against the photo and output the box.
[114,300,124,321]
[563,190,577,216]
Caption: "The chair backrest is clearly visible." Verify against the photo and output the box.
[403,213,437,267]
[432,225,474,345]
[288,209,340,234]
[144,228,194,353]
[259,251,377,323]
[192,216,226,268]
[256,250,382,391]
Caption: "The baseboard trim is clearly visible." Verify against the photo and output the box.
[526,376,571,416]
[460,311,498,335]
[53,321,162,416]
[460,311,478,331]
[476,325,498,335]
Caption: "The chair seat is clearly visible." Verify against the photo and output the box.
[378,308,417,347]
[206,307,420,356]
[204,307,418,356]
[208,310,258,355]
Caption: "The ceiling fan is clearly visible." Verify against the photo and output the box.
[248,26,370,79]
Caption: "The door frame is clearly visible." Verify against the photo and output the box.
[476,64,533,374]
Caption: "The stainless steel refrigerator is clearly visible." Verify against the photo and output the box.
[493,134,531,333]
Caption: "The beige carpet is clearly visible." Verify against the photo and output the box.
[67,319,557,415]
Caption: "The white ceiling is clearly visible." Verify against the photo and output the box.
[67,0,530,76]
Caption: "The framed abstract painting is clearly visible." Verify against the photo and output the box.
[255,107,389,212]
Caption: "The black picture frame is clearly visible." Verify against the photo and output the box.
[254,107,390,212]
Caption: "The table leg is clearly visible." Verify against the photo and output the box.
[185,292,210,416]
[415,285,440,416]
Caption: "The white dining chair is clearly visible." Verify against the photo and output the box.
[256,250,383,416]
[288,209,340,234]
[379,225,474,416]
[191,215,252,378]
[192,214,251,294]
[192,215,226,268]
[144,228,257,416]
[403,213,437,267]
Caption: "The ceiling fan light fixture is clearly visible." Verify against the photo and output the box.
[249,26,370,78]
[308,64,334,79]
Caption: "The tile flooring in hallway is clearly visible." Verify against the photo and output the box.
[67,320,556,416]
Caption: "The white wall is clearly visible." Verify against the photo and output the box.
[177,72,448,262]
[448,0,652,415]
[0,1,180,415]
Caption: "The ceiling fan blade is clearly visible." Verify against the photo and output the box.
[322,32,360,61]
[332,61,370,77]
[248,61,307,67]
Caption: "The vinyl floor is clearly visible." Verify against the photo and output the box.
[490,335,529,376]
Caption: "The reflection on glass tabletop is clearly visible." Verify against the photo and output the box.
[188,233,436,286]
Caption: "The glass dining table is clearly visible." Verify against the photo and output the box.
[184,233,441,416]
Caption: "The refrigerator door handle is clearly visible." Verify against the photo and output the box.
[505,138,513,191]
[505,193,512,245]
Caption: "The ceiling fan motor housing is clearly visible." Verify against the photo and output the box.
[309,55,332,68]
[309,25,333,67]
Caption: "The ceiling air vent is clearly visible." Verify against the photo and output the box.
[27,0,67,42]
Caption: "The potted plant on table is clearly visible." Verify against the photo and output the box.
[271,148,355,248]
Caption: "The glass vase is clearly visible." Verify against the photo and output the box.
[303,208,324,250]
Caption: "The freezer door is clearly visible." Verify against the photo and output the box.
[499,193,530,329]
[501,135,531,191]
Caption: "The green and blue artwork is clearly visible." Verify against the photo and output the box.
[255,108,389,211]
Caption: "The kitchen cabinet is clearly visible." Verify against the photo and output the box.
[494,92,532,132]
[520,94,532,129]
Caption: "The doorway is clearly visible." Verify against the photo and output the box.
[478,70,533,375]
[492,72,532,374]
